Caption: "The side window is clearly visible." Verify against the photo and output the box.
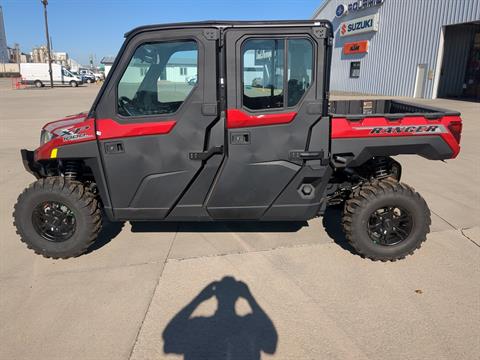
[242,38,313,111]
[242,39,284,110]
[288,39,313,107]
[117,40,198,117]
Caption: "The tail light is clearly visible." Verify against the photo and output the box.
[448,121,462,143]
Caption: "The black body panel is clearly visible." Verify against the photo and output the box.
[331,136,454,167]
[55,141,114,219]
[21,150,41,178]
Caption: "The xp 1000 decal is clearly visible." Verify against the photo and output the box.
[59,125,94,141]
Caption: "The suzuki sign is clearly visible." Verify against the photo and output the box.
[340,14,379,37]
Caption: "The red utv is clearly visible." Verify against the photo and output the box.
[14,21,462,260]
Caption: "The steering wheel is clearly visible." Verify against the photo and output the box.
[118,96,134,116]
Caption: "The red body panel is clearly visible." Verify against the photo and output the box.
[36,118,96,161]
[226,109,297,129]
[43,112,89,132]
[96,119,176,140]
[35,111,462,161]
[331,115,462,158]
[35,117,177,160]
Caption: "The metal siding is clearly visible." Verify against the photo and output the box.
[314,0,480,98]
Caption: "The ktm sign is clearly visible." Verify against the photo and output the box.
[343,40,369,54]
[340,14,379,37]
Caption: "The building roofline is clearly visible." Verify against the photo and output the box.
[311,0,333,19]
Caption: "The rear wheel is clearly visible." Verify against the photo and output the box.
[13,177,102,259]
[342,178,430,261]
[34,80,43,88]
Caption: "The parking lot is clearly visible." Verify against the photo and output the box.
[0,78,479,360]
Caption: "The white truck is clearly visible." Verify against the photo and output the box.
[79,68,104,81]
[20,63,83,88]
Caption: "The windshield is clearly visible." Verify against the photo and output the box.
[62,69,74,77]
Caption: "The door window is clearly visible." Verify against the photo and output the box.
[287,39,313,107]
[117,40,198,117]
[242,38,313,111]
[242,39,284,110]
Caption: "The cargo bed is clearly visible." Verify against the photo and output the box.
[329,99,460,120]
[329,99,463,166]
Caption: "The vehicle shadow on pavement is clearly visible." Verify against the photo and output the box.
[162,276,278,360]
[86,217,125,254]
[130,221,306,233]
[85,211,355,255]
[322,204,356,254]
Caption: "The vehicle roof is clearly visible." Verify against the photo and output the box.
[125,20,331,38]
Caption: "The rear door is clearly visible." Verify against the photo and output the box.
[93,27,220,220]
[207,24,332,220]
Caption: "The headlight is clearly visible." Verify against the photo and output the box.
[40,129,54,146]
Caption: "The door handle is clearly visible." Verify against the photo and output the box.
[104,142,124,154]
[189,146,223,161]
[230,132,250,145]
[289,150,329,165]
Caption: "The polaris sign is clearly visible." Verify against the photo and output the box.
[340,14,379,37]
[335,0,384,18]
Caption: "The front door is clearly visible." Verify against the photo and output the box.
[93,27,220,220]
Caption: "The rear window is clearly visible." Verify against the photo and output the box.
[242,38,313,111]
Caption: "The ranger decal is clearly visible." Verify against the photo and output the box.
[353,125,448,135]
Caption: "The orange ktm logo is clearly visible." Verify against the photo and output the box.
[343,40,369,54]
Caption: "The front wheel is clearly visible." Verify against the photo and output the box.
[342,179,430,261]
[13,177,102,259]
[70,80,78,87]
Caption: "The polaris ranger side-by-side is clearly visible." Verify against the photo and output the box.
[14,21,463,261]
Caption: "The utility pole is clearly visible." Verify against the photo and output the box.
[41,0,53,88]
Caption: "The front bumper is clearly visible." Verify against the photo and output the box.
[21,149,42,178]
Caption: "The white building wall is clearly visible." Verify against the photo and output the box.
[166,64,196,82]
[104,64,112,77]
[119,64,196,83]
[313,0,480,98]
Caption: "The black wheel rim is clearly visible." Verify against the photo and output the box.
[32,201,76,242]
[367,206,413,246]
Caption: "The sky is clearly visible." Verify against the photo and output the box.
[1,0,324,66]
